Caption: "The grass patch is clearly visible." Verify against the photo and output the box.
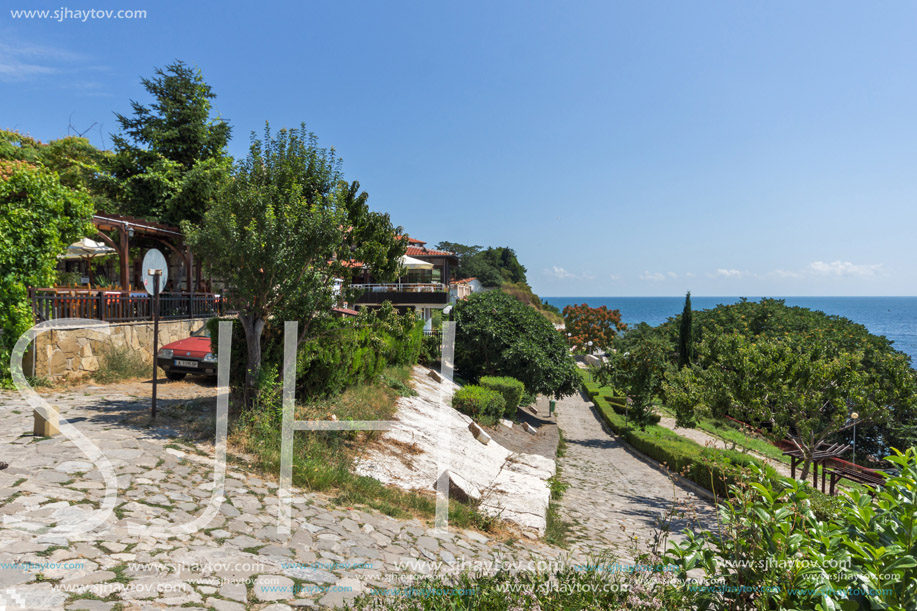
[348,560,667,610]
[544,430,571,547]
[229,365,500,532]
[92,344,149,384]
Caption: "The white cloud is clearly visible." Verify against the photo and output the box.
[769,269,803,279]
[768,261,883,280]
[807,260,883,277]
[711,268,745,279]
[0,39,88,82]
[640,271,667,281]
[545,266,576,279]
[545,266,595,280]
[609,273,621,281]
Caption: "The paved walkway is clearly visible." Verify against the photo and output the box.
[554,393,717,561]
[656,417,793,479]
[0,382,567,610]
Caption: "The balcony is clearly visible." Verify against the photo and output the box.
[351,283,450,306]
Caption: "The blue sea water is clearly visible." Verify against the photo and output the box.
[542,297,917,364]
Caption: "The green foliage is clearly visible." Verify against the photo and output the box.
[188,123,406,406]
[108,60,232,225]
[597,323,672,428]
[295,307,422,399]
[1,130,112,209]
[455,290,578,399]
[615,299,916,468]
[668,331,913,479]
[666,448,917,610]
[349,558,689,610]
[418,333,441,366]
[479,376,525,418]
[211,306,421,403]
[452,385,506,425]
[1,161,94,386]
[436,242,527,287]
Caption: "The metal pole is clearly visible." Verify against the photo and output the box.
[852,422,856,464]
[152,270,161,420]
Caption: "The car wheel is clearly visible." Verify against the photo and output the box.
[166,371,186,381]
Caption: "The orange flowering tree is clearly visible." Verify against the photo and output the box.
[562,303,627,354]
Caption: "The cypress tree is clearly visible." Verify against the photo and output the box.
[678,291,693,368]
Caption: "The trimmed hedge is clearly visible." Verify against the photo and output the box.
[579,370,840,519]
[479,376,525,418]
[581,370,763,497]
[453,385,506,425]
[601,392,661,424]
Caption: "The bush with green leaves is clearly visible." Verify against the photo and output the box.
[455,290,578,398]
[452,385,506,425]
[1,160,94,387]
[208,304,423,404]
[665,448,917,610]
[479,376,524,418]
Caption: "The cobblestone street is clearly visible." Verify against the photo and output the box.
[0,382,563,610]
[554,392,717,561]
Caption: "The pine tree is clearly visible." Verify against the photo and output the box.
[108,60,232,225]
[678,291,693,368]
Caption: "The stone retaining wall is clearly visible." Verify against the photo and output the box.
[24,319,208,380]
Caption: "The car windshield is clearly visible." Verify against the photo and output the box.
[192,326,211,338]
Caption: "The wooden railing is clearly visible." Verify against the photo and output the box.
[31,288,235,323]
[351,282,448,293]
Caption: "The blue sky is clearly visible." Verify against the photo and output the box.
[2,1,915,296]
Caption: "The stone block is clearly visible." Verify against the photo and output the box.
[34,405,60,437]
[468,422,491,445]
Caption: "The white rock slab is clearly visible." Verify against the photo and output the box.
[354,366,555,534]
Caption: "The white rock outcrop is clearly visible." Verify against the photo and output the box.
[354,366,555,535]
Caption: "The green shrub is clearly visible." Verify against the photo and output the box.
[419,333,441,365]
[479,376,525,418]
[211,304,424,403]
[666,449,917,610]
[455,290,578,398]
[452,385,506,425]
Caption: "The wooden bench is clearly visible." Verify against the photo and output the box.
[825,462,886,495]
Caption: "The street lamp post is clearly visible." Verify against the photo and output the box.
[851,412,860,464]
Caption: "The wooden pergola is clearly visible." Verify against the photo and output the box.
[91,213,196,291]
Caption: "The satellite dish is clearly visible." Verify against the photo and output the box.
[141,249,168,296]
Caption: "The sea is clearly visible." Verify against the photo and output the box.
[542,297,917,364]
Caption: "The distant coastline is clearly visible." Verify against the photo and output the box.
[542,296,917,363]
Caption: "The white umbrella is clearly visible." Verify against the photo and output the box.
[400,255,434,270]
[59,238,116,260]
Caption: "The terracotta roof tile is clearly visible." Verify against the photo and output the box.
[406,246,455,257]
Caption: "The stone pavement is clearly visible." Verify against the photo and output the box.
[554,392,718,561]
[0,382,568,610]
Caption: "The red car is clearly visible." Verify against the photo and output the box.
[156,326,218,380]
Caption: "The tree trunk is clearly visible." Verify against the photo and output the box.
[799,455,812,481]
[239,313,265,409]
